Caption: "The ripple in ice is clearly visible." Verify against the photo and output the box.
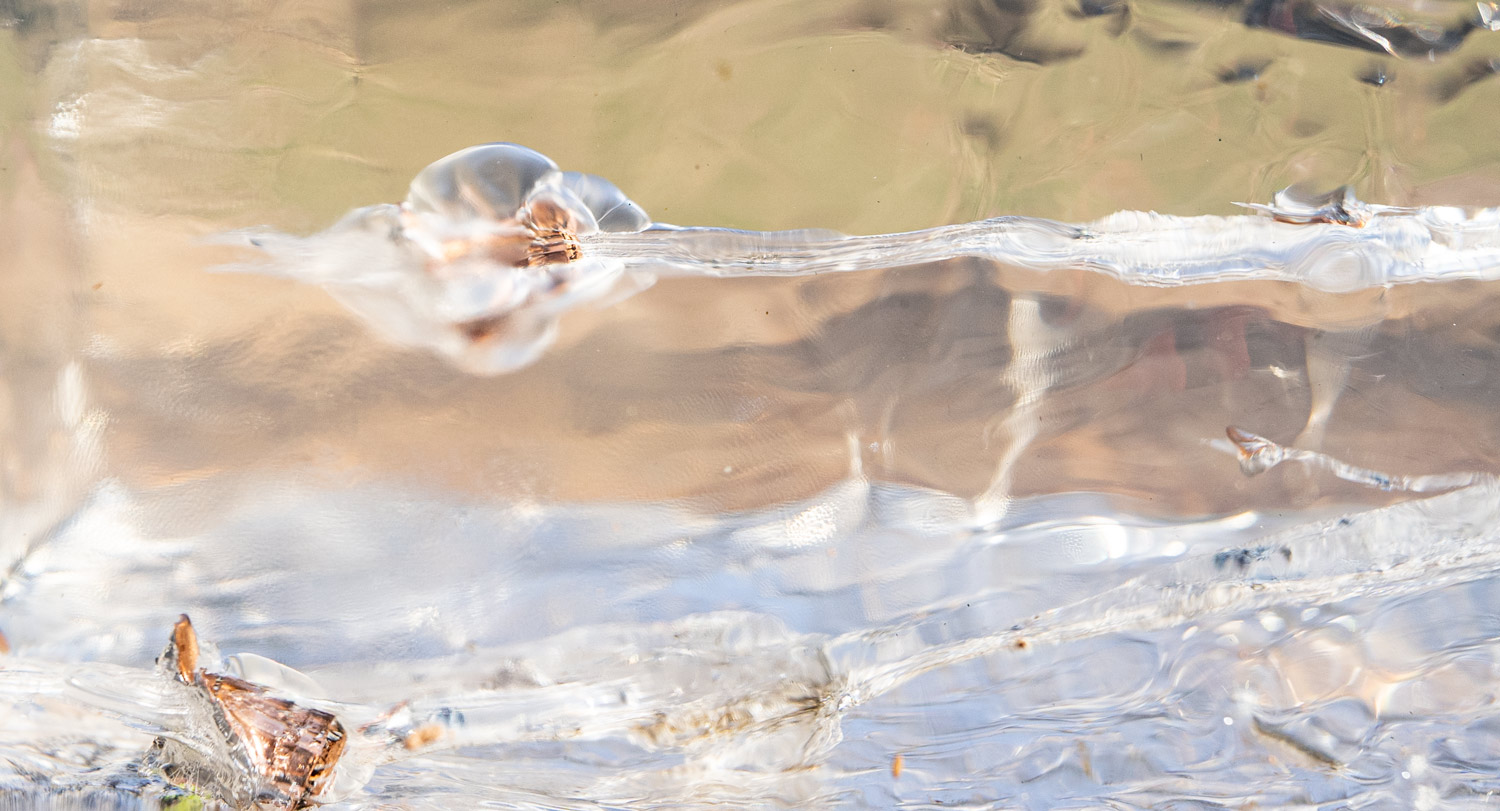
[219,143,1500,374]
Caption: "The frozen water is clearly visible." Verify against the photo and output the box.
[3,0,1500,808]
[227,143,1500,374]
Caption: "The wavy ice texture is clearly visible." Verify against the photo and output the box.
[9,0,1500,803]
[11,435,1500,808]
[12,143,1500,809]
[221,144,1500,374]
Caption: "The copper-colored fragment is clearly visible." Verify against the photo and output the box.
[413,196,585,273]
[0,628,10,654]
[891,753,904,779]
[403,723,444,751]
[525,197,580,234]
[163,615,346,810]
[201,672,347,806]
[1225,425,1259,448]
[423,225,580,274]
[172,614,198,681]
[1225,425,1282,476]
[457,314,507,343]
[523,228,583,267]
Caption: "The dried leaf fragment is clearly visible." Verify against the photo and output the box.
[156,615,346,810]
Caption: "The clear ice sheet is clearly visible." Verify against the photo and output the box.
[4,0,1500,808]
[225,142,1500,375]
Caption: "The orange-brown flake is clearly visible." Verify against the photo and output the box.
[523,228,583,266]
[403,723,444,751]
[172,614,199,681]
[457,314,507,343]
[414,194,585,273]
[163,615,346,810]
[201,671,347,807]
[525,196,580,234]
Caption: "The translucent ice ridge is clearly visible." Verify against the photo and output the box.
[220,143,1500,374]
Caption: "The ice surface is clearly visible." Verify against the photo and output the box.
[225,144,1500,374]
[4,0,1500,808]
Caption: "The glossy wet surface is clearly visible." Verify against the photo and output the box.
[2,0,1500,808]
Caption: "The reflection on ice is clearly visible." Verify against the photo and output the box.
[8,434,1500,808]
[9,172,1500,805]
[223,143,1500,374]
[1241,0,1497,58]
[8,0,1500,806]
[0,141,1488,806]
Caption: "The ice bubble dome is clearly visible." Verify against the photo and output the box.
[225,143,654,374]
